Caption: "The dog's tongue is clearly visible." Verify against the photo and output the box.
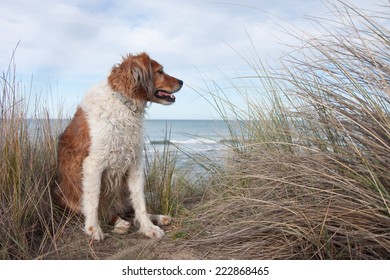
[155,90,175,102]
[157,91,172,97]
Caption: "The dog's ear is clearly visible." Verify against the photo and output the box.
[131,53,154,100]
[108,53,153,101]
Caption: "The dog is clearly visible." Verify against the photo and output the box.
[53,52,183,241]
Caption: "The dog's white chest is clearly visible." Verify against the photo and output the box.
[81,85,146,170]
[104,119,143,166]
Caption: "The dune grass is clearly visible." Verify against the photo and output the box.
[181,1,390,259]
[0,61,63,259]
[144,133,200,218]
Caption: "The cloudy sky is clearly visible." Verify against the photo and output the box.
[0,0,385,119]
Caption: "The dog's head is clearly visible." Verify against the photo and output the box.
[108,53,183,105]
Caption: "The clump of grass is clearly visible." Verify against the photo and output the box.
[0,58,66,259]
[183,1,390,259]
[144,131,179,216]
[144,129,201,218]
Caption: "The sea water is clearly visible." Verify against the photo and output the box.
[144,119,232,171]
[145,120,229,150]
[26,119,234,172]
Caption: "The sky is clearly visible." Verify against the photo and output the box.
[0,0,386,119]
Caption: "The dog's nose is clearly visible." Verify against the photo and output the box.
[178,79,183,86]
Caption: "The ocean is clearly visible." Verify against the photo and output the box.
[30,119,233,170]
[145,119,229,149]
[145,119,231,169]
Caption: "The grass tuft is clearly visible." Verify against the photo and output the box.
[0,58,66,259]
[182,1,390,259]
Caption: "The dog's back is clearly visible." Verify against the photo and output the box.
[54,107,90,213]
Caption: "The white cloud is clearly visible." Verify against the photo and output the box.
[0,0,386,119]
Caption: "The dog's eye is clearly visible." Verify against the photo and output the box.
[158,68,164,74]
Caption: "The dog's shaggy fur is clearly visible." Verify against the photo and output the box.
[53,53,183,241]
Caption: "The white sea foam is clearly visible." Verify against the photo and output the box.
[170,138,218,145]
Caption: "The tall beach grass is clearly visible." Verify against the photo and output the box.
[182,1,390,259]
[144,131,200,218]
[0,57,65,259]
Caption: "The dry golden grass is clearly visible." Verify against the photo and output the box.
[180,1,390,259]
[0,61,65,258]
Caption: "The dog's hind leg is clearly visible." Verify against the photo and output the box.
[111,215,131,234]
[149,214,171,226]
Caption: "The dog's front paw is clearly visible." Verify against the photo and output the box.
[140,225,165,239]
[85,225,105,241]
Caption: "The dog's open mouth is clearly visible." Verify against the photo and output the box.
[154,90,176,103]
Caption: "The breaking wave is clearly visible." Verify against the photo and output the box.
[148,137,220,145]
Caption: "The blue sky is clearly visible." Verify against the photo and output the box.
[0,0,383,119]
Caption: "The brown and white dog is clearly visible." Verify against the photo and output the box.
[53,53,183,241]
